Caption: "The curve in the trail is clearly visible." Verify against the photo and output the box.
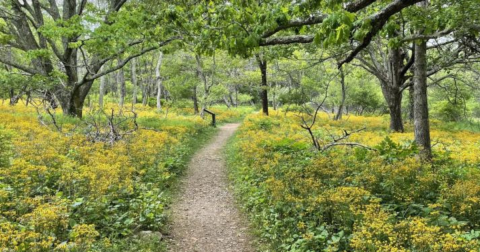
[169,123,254,252]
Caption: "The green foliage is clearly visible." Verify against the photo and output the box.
[228,113,480,251]
[472,104,480,119]
[93,235,166,252]
[348,89,382,114]
[284,104,313,114]
[375,136,418,163]
[0,104,219,250]
[434,101,465,122]
[433,120,480,133]
[316,11,356,48]
[0,127,12,168]
[278,90,310,105]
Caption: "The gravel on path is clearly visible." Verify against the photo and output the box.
[168,123,254,252]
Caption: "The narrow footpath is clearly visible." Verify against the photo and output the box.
[168,123,254,252]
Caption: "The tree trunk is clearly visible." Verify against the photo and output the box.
[193,86,199,114]
[61,94,84,118]
[131,58,138,109]
[25,91,31,106]
[9,88,20,105]
[118,67,126,108]
[414,24,432,160]
[272,82,278,110]
[223,96,231,108]
[141,58,149,106]
[99,73,106,109]
[334,66,346,121]
[195,54,216,116]
[155,52,163,111]
[408,85,414,122]
[257,55,269,116]
[235,86,239,107]
[43,91,58,109]
[229,93,235,108]
[389,99,404,132]
[142,88,148,106]
[362,43,412,132]
[58,79,95,118]
[381,81,404,132]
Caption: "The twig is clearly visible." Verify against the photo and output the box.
[321,142,376,152]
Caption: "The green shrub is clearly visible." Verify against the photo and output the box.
[434,101,465,122]
[0,127,12,168]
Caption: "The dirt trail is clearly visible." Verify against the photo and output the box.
[168,123,254,252]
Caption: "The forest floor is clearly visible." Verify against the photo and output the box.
[168,123,254,252]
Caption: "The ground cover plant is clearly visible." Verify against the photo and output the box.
[0,102,248,251]
[227,111,480,251]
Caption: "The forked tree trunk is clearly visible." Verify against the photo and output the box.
[59,79,95,118]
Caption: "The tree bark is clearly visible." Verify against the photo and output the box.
[195,54,215,116]
[25,91,31,106]
[257,55,269,116]
[58,79,95,118]
[118,66,126,108]
[408,85,414,122]
[414,12,432,160]
[141,58,150,106]
[235,86,239,107]
[99,73,106,109]
[223,96,231,108]
[131,58,138,108]
[193,86,199,114]
[363,46,409,132]
[381,81,404,132]
[9,89,20,106]
[334,66,346,120]
[155,52,164,111]
[229,93,235,108]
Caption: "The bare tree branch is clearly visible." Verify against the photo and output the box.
[338,0,424,67]
[84,36,181,82]
[0,54,40,75]
[261,35,314,46]
[401,29,453,43]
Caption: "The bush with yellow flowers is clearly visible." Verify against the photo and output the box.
[227,111,480,251]
[0,102,221,251]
